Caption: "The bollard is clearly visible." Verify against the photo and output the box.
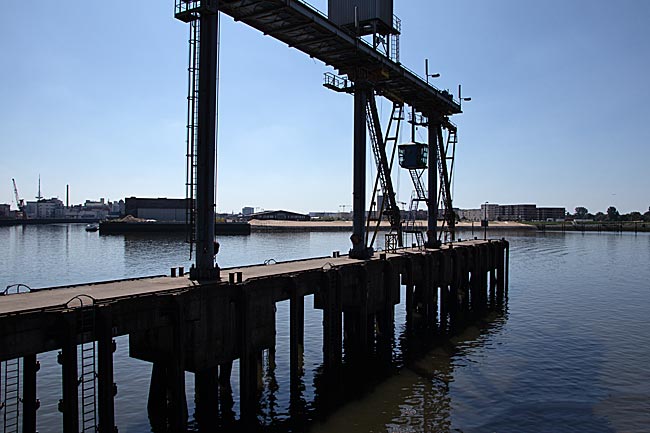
[229,273,235,284]
[379,252,386,260]
[236,272,243,283]
[171,268,177,278]
[179,266,184,277]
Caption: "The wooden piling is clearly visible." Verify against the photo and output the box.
[169,296,188,432]
[22,354,38,433]
[322,271,342,370]
[194,367,219,428]
[290,289,304,389]
[61,317,79,433]
[97,305,115,433]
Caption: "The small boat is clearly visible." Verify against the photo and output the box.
[85,223,99,232]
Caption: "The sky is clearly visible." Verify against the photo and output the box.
[1,0,649,215]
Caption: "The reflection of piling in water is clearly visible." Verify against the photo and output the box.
[0,239,508,432]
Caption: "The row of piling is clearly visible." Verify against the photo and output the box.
[0,240,508,432]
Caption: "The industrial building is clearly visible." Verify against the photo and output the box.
[245,210,310,221]
[460,203,567,222]
[125,197,189,222]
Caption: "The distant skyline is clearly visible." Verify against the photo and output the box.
[2,0,649,214]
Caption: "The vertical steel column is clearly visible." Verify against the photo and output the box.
[426,119,440,248]
[194,11,220,281]
[97,306,115,433]
[23,354,38,433]
[350,85,371,259]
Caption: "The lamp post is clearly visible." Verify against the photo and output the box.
[424,59,440,84]
[483,201,488,240]
[458,84,472,109]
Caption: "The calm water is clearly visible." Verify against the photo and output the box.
[1,224,649,432]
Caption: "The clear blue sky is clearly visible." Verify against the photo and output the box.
[2,0,649,214]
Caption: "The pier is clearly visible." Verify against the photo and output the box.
[0,239,507,432]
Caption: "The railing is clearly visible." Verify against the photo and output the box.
[323,72,352,92]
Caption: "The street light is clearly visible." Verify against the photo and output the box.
[483,201,488,240]
[458,84,472,109]
[424,59,440,84]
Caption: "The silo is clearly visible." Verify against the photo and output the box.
[328,0,394,35]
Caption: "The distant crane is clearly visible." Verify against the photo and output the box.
[11,178,27,219]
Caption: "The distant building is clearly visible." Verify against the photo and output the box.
[479,203,499,221]
[309,212,340,219]
[537,207,566,221]
[242,207,255,216]
[25,198,65,219]
[458,208,482,221]
[246,210,310,221]
[469,203,566,222]
[498,204,537,221]
[0,204,11,218]
[125,197,189,222]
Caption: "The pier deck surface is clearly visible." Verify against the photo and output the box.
[0,241,487,317]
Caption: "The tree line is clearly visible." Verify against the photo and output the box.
[573,206,650,222]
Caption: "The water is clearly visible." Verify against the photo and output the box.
[1,225,649,432]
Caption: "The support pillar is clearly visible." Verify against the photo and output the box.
[147,363,167,431]
[405,283,414,333]
[350,84,372,259]
[192,11,220,281]
[169,299,188,432]
[239,290,259,423]
[425,119,441,248]
[61,319,79,433]
[322,272,342,370]
[23,354,38,433]
[97,306,115,433]
[290,291,304,389]
[195,367,219,429]
[219,362,235,423]
[496,242,506,306]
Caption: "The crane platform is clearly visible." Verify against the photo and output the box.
[215,0,461,117]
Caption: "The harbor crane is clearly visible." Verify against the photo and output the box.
[11,178,27,219]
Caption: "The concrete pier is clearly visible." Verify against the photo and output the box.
[0,239,508,431]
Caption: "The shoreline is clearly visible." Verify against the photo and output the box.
[249,219,535,232]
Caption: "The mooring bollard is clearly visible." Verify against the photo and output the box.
[171,268,177,278]
[229,273,235,284]
[236,272,243,283]
[179,266,184,277]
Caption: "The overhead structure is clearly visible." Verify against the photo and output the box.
[175,0,464,265]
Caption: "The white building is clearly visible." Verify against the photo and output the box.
[25,198,65,219]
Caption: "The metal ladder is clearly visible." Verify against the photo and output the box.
[185,18,201,257]
[2,359,20,433]
[403,165,427,247]
[68,296,98,433]
[1,284,32,433]
[390,16,401,63]
[365,98,403,248]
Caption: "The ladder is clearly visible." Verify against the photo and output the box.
[402,191,426,248]
[402,160,427,248]
[2,359,20,433]
[365,98,403,248]
[68,296,98,433]
[390,16,401,63]
[185,18,201,257]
